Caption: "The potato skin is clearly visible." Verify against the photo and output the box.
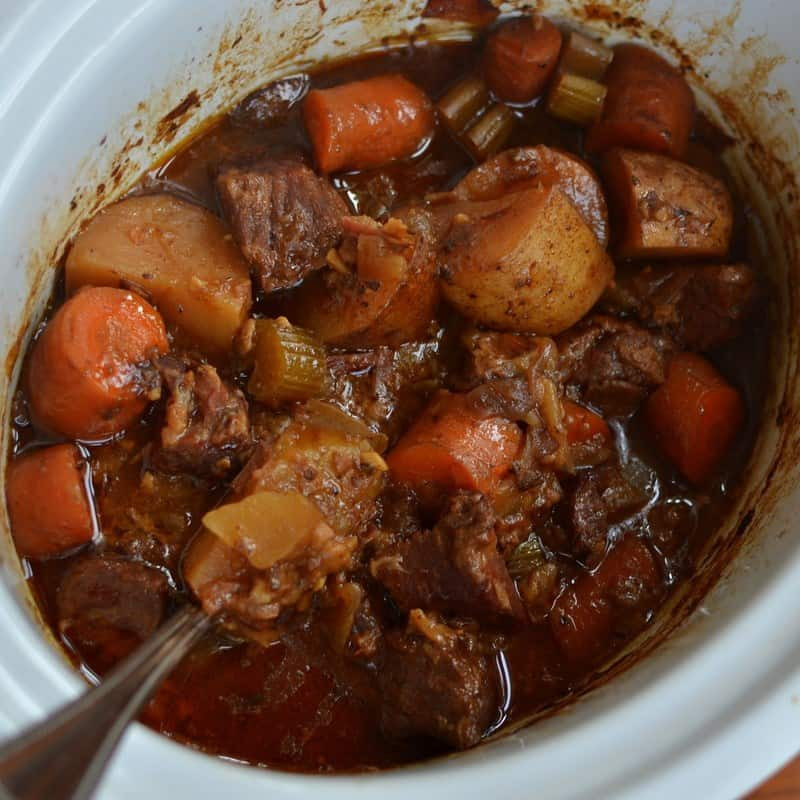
[602,148,733,260]
[453,145,609,247]
[438,184,614,334]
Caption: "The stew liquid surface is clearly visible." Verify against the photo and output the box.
[9,18,770,773]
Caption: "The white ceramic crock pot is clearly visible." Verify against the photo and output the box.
[1,1,799,797]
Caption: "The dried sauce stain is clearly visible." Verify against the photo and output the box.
[155,90,201,144]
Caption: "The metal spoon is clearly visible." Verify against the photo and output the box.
[0,603,210,800]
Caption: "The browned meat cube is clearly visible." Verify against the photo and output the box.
[379,609,498,749]
[57,555,168,668]
[157,356,251,478]
[569,463,649,563]
[371,492,524,621]
[602,149,733,260]
[216,156,347,291]
[326,337,442,443]
[558,315,674,416]
[602,263,759,351]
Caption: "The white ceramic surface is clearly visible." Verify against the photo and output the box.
[1,1,799,798]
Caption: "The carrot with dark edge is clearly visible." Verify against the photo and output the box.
[483,15,563,104]
[645,352,744,485]
[563,398,611,446]
[6,444,94,559]
[303,75,435,173]
[28,286,168,440]
[386,390,523,495]
[585,43,694,159]
[550,536,660,663]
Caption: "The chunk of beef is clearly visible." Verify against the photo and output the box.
[558,315,674,416]
[57,555,168,669]
[371,492,524,621]
[216,156,347,291]
[157,356,251,478]
[602,263,758,351]
[379,609,497,749]
[493,470,563,552]
[326,337,442,443]
[569,464,648,563]
[230,75,310,129]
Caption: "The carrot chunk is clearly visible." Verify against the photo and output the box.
[586,43,694,159]
[28,286,168,440]
[550,536,660,663]
[303,75,435,173]
[7,444,94,559]
[386,390,523,495]
[563,398,611,446]
[645,352,744,485]
[483,15,563,104]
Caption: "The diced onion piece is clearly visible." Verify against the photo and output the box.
[546,72,607,126]
[463,103,515,161]
[248,317,327,407]
[203,490,329,570]
[560,30,613,80]
[437,76,490,134]
[301,399,389,454]
[506,534,545,579]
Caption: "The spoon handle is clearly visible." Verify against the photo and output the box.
[0,604,209,800]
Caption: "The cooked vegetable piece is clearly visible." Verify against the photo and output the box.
[28,287,167,440]
[452,144,609,246]
[292,211,438,347]
[559,30,613,80]
[551,535,660,662]
[437,75,490,134]
[182,528,246,606]
[462,103,515,161]
[483,14,563,104]
[422,0,499,25]
[235,403,386,537]
[247,318,327,407]
[438,183,614,334]
[586,43,694,158]
[645,352,744,485]
[386,389,523,495]
[563,398,612,446]
[506,534,545,579]
[65,194,252,353]
[203,490,332,570]
[304,75,435,173]
[6,444,94,559]
[602,148,733,260]
[546,71,607,126]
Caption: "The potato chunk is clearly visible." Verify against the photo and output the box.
[438,184,614,335]
[66,194,252,353]
[602,149,733,260]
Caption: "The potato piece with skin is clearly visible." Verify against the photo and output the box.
[602,148,733,260]
[66,194,252,354]
[292,209,438,347]
[438,183,614,335]
[452,145,609,248]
